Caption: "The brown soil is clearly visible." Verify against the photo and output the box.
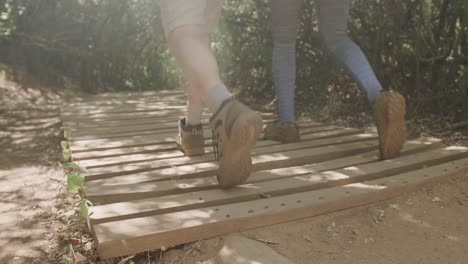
[0,69,88,264]
[1,69,467,264]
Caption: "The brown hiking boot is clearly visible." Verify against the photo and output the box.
[373,91,407,160]
[264,120,300,143]
[176,118,205,156]
[210,98,263,188]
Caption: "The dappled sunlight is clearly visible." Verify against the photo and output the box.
[412,137,442,145]
[355,133,374,138]
[445,235,461,242]
[236,184,260,189]
[83,151,185,169]
[96,208,218,237]
[253,152,291,163]
[97,184,160,195]
[219,245,267,264]
[176,177,215,189]
[296,170,349,182]
[269,165,318,176]
[167,209,215,224]
[0,202,19,222]
[344,182,387,191]
[87,161,218,186]
[93,197,202,218]
[342,166,361,172]
[176,162,218,171]
[445,146,468,151]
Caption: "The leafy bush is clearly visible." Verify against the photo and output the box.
[1,0,467,116]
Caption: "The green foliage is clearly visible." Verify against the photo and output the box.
[0,0,467,116]
[217,0,468,115]
[79,199,92,220]
[60,141,69,150]
[0,0,181,91]
[63,130,71,140]
[63,162,88,173]
[67,173,84,193]
[63,162,86,193]
[62,148,71,162]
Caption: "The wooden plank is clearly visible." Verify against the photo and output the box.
[89,138,441,221]
[66,113,278,142]
[73,136,268,161]
[69,126,340,153]
[64,99,185,111]
[85,137,440,194]
[65,118,184,131]
[72,124,180,138]
[74,132,319,167]
[64,113,277,130]
[62,101,186,115]
[71,127,181,141]
[62,109,275,124]
[86,138,447,214]
[64,112,279,132]
[77,129,371,169]
[63,115,192,130]
[62,92,185,110]
[82,132,374,180]
[69,119,191,134]
[93,156,468,259]
[62,105,187,117]
[69,127,212,145]
[63,113,274,131]
[68,89,183,100]
[68,119,320,138]
[83,139,380,203]
[70,121,323,160]
[64,90,184,105]
[68,124,358,153]
[61,108,189,122]
[69,120,323,140]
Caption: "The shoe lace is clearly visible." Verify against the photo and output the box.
[211,130,223,161]
[211,130,220,161]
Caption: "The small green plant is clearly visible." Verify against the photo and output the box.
[79,199,92,220]
[67,173,85,193]
[61,140,71,162]
[63,162,87,193]
[61,141,68,150]
[62,160,92,247]
[63,162,88,173]
[64,129,72,140]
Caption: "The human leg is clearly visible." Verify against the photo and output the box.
[264,0,302,143]
[317,0,382,102]
[161,0,263,186]
[317,0,406,159]
[270,0,302,123]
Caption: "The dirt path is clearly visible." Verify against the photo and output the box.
[1,73,467,264]
[151,174,468,264]
[0,76,82,264]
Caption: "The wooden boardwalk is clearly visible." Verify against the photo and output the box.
[60,90,468,259]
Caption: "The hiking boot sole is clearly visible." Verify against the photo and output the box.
[218,113,263,188]
[375,92,406,160]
